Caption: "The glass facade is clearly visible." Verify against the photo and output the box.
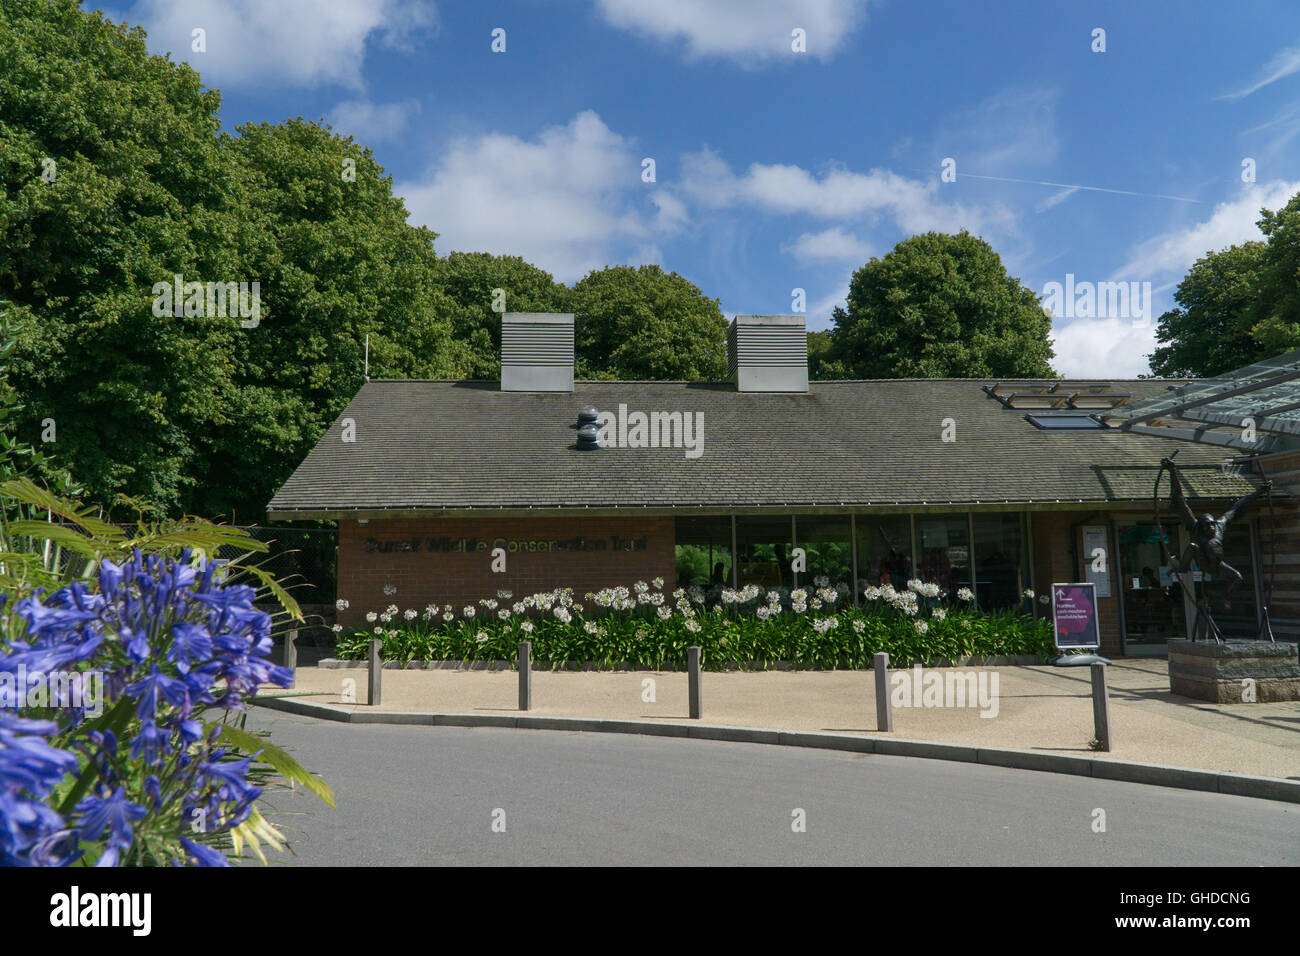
[855,515,913,592]
[972,513,1027,611]
[914,513,972,601]
[672,509,1263,644]
[735,515,794,588]
[673,516,732,589]
[794,515,852,588]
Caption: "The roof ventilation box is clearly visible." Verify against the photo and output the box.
[727,315,808,392]
[500,313,574,392]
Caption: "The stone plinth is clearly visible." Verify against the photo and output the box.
[1168,639,1300,703]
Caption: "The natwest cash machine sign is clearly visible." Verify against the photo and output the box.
[1050,582,1100,650]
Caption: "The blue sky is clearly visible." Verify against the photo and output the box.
[100,0,1300,376]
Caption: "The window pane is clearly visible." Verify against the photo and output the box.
[1207,520,1259,639]
[736,515,794,589]
[674,516,732,589]
[794,515,852,588]
[855,515,913,592]
[915,513,972,600]
[973,513,1025,611]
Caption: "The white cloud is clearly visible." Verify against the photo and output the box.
[592,0,872,63]
[1218,43,1300,100]
[327,99,421,145]
[118,0,436,90]
[1050,318,1157,378]
[939,87,1060,173]
[782,227,873,265]
[1035,187,1078,213]
[1114,180,1300,280]
[680,147,1014,236]
[401,111,667,282]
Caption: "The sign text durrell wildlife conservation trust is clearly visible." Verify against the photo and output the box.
[363,534,648,554]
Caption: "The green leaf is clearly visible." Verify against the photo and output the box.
[217,723,335,809]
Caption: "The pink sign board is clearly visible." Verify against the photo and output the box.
[1050,582,1100,650]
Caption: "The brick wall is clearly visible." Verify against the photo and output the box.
[336,516,676,624]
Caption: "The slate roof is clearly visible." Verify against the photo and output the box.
[266,379,1264,517]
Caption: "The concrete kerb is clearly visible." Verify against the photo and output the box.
[249,695,1300,805]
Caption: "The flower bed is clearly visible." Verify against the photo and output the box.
[334,578,1054,671]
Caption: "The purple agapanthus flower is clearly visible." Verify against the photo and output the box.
[75,787,148,852]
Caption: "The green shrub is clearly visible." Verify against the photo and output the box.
[334,580,1054,671]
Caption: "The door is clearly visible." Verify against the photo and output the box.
[1117,520,1188,648]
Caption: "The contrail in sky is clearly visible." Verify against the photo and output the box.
[960,173,1202,203]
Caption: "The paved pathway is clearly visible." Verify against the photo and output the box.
[276,659,1300,779]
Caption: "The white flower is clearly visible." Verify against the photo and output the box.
[404,608,417,621]
[863,586,880,601]
[756,606,771,621]
[573,604,583,613]
[443,611,454,622]
[498,609,511,620]
[383,584,397,596]
[685,619,702,633]
[1039,594,1051,605]
[634,580,649,594]
[651,576,664,589]
[553,607,572,624]
[813,616,838,634]
[810,598,823,610]
[814,575,830,588]
[791,588,807,603]
[851,619,865,634]
[463,606,476,618]
[1023,589,1035,599]
[656,606,672,619]
[372,626,382,635]
[584,621,599,634]
[331,624,343,633]
[961,618,972,629]
[335,598,349,611]
[521,621,534,633]
[387,629,397,638]
[379,611,393,624]
[914,620,929,634]
[957,587,975,602]
[649,592,664,606]
[497,590,512,600]
[480,598,498,609]
[423,606,437,620]
[386,604,398,615]
[932,608,946,621]
[476,631,489,643]
[366,612,377,623]
[711,605,722,614]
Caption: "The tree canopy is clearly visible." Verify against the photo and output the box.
[1149,191,1300,377]
[828,231,1056,379]
[569,265,728,380]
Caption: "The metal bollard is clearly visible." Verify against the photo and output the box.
[1090,662,1111,751]
[687,645,702,719]
[283,628,298,670]
[368,638,382,707]
[874,652,893,732]
[518,641,532,711]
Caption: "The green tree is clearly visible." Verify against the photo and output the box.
[1,0,246,514]
[1250,192,1300,356]
[1148,243,1266,377]
[429,251,569,379]
[807,329,850,379]
[829,231,1056,378]
[0,1,465,519]
[569,265,728,379]
[209,118,463,520]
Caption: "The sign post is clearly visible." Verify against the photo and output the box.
[1050,582,1111,666]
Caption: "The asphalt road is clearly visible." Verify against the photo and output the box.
[245,709,1299,866]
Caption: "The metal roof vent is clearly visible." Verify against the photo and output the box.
[575,405,604,451]
[726,314,808,392]
[501,313,574,392]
